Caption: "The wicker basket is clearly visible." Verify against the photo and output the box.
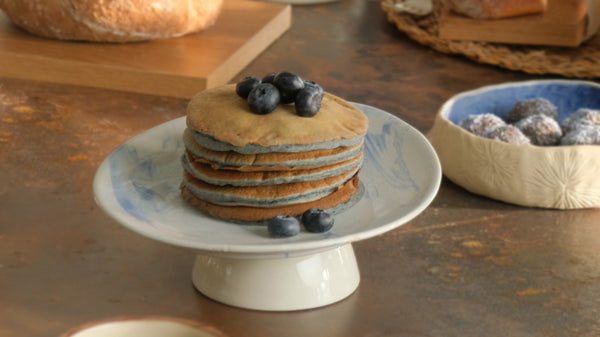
[381,0,600,79]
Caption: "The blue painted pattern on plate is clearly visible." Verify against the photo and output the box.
[109,129,184,226]
[364,117,418,200]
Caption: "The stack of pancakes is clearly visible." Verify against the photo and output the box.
[180,84,369,221]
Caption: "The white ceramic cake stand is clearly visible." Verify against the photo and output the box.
[93,103,441,311]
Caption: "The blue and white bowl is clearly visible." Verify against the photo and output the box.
[428,80,600,209]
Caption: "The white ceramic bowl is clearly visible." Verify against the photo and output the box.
[428,80,600,209]
[61,317,226,337]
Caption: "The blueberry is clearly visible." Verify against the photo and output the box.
[301,208,334,233]
[268,215,300,238]
[273,72,305,104]
[262,72,277,84]
[295,85,323,117]
[236,76,261,99]
[303,80,323,96]
[247,83,280,115]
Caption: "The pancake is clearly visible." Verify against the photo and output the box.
[186,84,368,151]
[182,164,360,207]
[189,127,364,154]
[180,83,369,222]
[181,175,361,222]
[183,128,364,171]
[182,151,364,186]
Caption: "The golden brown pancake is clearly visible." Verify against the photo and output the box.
[182,165,360,207]
[183,150,363,186]
[186,84,368,148]
[183,128,364,171]
[180,84,368,222]
[181,175,360,221]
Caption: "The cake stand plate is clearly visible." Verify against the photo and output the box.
[93,103,442,311]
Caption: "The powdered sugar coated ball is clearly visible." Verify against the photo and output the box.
[560,125,600,145]
[482,125,531,145]
[459,113,506,136]
[514,113,562,146]
[505,98,558,124]
[560,108,600,134]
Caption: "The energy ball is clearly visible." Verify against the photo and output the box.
[504,97,558,124]
[514,113,562,146]
[560,125,600,145]
[560,108,600,134]
[459,113,506,136]
[482,125,531,145]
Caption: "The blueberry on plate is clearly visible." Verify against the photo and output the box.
[268,215,301,238]
[273,72,305,104]
[295,85,323,117]
[247,83,280,115]
[301,208,334,233]
[262,72,277,84]
[236,76,261,99]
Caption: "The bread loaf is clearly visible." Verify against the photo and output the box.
[447,0,547,19]
[0,0,223,42]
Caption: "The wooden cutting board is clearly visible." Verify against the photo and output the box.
[0,0,291,98]
[439,0,589,47]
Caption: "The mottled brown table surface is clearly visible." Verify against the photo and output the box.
[2,1,600,337]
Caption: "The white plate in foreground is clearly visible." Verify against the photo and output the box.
[93,103,441,257]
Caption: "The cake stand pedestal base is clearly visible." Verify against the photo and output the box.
[191,243,360,311]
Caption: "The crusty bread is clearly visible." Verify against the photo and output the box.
[447,0,547,19]
[0,0,223,42]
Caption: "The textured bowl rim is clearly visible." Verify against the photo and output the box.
[430,79,600,209]
[440,79,600,124]
[439,79,600,149]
